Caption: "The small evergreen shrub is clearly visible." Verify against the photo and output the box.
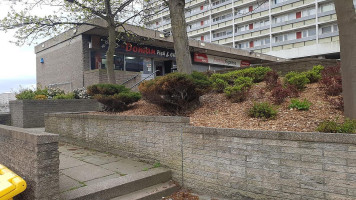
[53,93,75,99]
[88,84,141,112]
[139,73,203,113]
[317,119,356,133]
[16,89,36,100]
[243,67,272,83]
[303,70,321,83]
[320,65,342,96]
[248,102,277,120]
[264,70,279,90]
[212,78,228,93]
[224,77,253,103]
[285,71,299,80]
[190,71,212,93]
[285,73,310,90]
[288,99,312,111]
[312,65,325,74]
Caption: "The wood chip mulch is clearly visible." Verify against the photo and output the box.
[91,82,344,133]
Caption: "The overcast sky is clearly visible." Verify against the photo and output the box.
[0,3,37,93]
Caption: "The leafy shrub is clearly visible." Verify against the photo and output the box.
[271,84,290,105]
[88,84,141,112]
[288,99,312,111]
[248,102,277,120]
[312,65,325,74]
[285,73,310,90]
[139,73,203,113]
[73,87,91,99]
[224,77,253,103]
[53,93,75,99]
[34,95,47,100]
[47,88,64,99]
[320,65,342,96]
[285,71,299,80]
[16,89,36,100]
[190,71,212,93]
[264,70,279,90]
[317,119,356,133]
[303,70,321,83]
[212,78,228,93]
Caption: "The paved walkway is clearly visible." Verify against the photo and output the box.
[59,143,155,194]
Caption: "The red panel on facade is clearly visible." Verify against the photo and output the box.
[200,5,204,10]
[296,31,302,39]
[194,53,209,63]
[249,23,254,30]
[201,21,204,26]
[201,36,205,41]
[249,41,254,48]
[249,6,253,12]
[296,11,302,19]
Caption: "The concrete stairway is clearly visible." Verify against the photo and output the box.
[60,168,178,200]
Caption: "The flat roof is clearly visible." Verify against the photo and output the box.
[35,19,285,64]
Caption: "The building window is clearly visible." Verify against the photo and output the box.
[296,31,302,39]
[296,11,302,19]
[320,3,335,13]
[322,26,332,34]
[125,56,144,72]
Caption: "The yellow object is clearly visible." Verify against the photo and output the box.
[0,164,27,200]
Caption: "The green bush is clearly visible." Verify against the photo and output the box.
[285,73,310,90]
[303,70,321,83]
[190,71,212,93]
[312,65,325,74]
[317,119,356,133]
[285,71,299,80]
[212,78,228,93]
[288,99,312,111]
[248,102,278,120]
[53,93,75,99]
[88,83,140,112]
[224,77,253,103]
[243,67,272,83]
[139,73,203,113]
[16,89,36,100]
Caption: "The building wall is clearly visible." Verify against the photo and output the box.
[145,0,340,59]
[0,125,59,200]
[83,69,141,89]
[10,100,101,128]
[0,113,11,125]
[46,113,356,200]
[36,35,85,92]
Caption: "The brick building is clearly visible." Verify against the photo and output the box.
[35,20,281,92]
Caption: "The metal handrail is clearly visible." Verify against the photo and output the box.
[130,70,159,89]
[121,73,140,85]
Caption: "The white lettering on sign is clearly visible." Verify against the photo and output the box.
[194,53,250,67]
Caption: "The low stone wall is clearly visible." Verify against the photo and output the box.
[0,113,11,125]
[10,99,101,128]
[0,125,59,200]
[45,113,356,200]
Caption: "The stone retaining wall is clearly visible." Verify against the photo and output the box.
[45,113,356,200]
[0,125,59,200]
[10,99,101,128]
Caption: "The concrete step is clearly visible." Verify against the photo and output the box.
[111,181,178,200]
[60,168,172,200]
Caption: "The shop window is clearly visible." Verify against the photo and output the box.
[296,31,302,39]
[249,41,254,48]
[249,23,254,30]
[296,11,302,19]
[125,56,144,72]
[249,6,253,12]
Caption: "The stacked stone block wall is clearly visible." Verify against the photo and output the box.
[45,113,356,200]
[0,125,59,200]
[10,99,101,128]
[0,113,11,125]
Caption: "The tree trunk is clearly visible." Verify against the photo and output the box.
[334,0,356,119]
[168,0,192,74]
[106,25,117,84]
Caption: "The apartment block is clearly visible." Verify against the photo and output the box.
[144,0,349,59]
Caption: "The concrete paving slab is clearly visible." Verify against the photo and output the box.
[61,163,115,182]
[79,154,123,166]
[101,159,153,174]
[59,155,87,170]
[84,173,123,186]
[59,174,85,192]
